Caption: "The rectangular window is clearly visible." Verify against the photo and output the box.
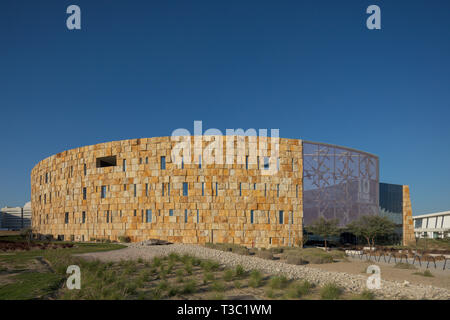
[133,184,137,197]
[65,212,69,224]
[183,182,188,196]
[145,157,148,164]
[257,156,260,169]
[239,183,242,196]
[264,157,269,170]
[169,209,174,217]
[199,155,202,169]
[161,156,166,170]
[106,211,109,223]
[134,209,136,217]
[146,209,152,223]
[279,211,284,224]
[139,158,142,164]
[277,184,280,197]
[202,182,205,196]
[82,211,86,224]
[254,183,256,190]
[124,184,127,191]
[184,209,188,223]
[84,163,87,176]
[101,186,106,198]
[296,185,298,198]
[145,183,148,196]
[168,183,170,196]
[267,211,270,224]
[123,159,126,171]
[250,210,254,224]
[44,194,46,204]
[215,182,218,196]
[162,183,165,196]
[96,156,117,168]
[245,156,249,170]
[197,210,199,223]
[83,187,87,200]
[45,173,48,183]
[181,156,184,169]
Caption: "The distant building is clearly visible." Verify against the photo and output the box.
[413,211,450,239]
[0,202,32,230]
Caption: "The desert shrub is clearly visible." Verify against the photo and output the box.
[286,280,313,298]
[248,270,263,288]
[354,289,376,300]
[118,236,131,243]
[168,287,179,297]
[270,247,284,254]
[320,283,342,300]
[223,269,234,281]
[286,255,307,265]
[234,265,246,278]
[413,270,434,277]
[152,257,162,267]
[234,280,242,289]
[211,281,226,292]
[256,250,274,260]
[265,288,275,298]
[283,249,333,264]
[269,275,288,290]
[203,272,215,284]
[201,260,220,272]
[181,279,197,294]
[168,252,180,262]
[394,262,416,269]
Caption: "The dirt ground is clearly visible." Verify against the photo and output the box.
[307,258,450,290]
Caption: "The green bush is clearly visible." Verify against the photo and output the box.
[256,250,274,260]
[234,280,242,289]
[223,269,234,281]
[286,280,312,298]
[286,255,307,265]
[354,289,376,300]
[118,236,131,243]
[320,283,342,300]
[211,281,226,292]
[234,265,246,278]
[248,270,263,288]
[394,263,416,270]
[181,280,197,294]
[283,248,334,264]
[269,276,288,290]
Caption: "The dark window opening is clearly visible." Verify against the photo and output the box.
[96,156,117,168]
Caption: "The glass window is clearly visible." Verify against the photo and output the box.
[250,210,254,224]
[146,209,152,223]
[162,183,165,196]
[123,159,126,172]
[184,209,188,223]
[215,182,218,196]
[197,210,199,223]
[279,211,284,224]
[168,183,170,196]
[183,182,188,196]
[264,157,269,170]
[133,184,136,197]
[133,209,136,217]
[239,183,242,196]
[199,155,202,169]
[202,182,204,196]
[84,164,87,176]
[245,156,249,169]
[83,187,86,200]
[169,209,174,217]
[161,156,166,170]
[65,212,69,224]
[101,186,106,198]
[106,211,109,223]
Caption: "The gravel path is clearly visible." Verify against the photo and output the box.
[77,243,450,300]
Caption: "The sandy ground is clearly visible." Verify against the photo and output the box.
[78,244,450,292]
[306,258,450,290]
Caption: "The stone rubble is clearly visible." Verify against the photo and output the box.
[115,242,450,300]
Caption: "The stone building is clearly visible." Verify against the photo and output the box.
[30,136,414,247]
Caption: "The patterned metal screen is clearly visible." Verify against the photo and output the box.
[303,141,379,227]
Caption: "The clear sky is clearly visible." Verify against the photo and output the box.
[1,0,449,214]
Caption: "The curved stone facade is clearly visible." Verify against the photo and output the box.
[31,136,303,247]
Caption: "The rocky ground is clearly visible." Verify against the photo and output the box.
[77,242,450,300]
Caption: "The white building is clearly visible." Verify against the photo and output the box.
[413,211,450,239]
[0,202,32,230]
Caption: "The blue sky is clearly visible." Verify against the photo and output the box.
[0,0,449,214]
